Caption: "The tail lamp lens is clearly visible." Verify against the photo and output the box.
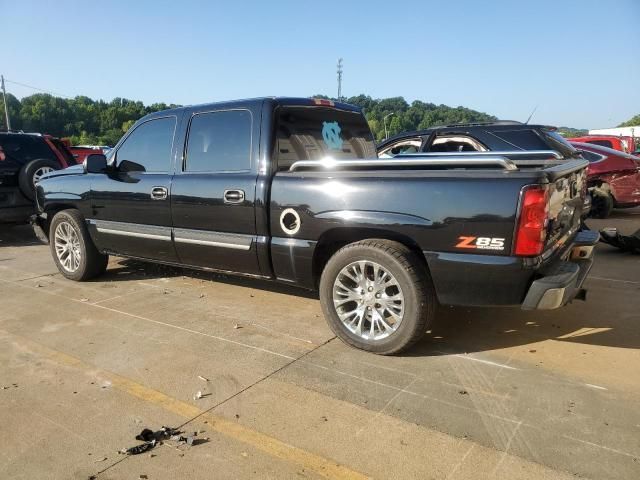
[515,186,549,256]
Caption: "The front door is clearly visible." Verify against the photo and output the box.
[170,107,261,275]
[89,115,179,262]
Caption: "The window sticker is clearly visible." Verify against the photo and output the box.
[322,121,343,150]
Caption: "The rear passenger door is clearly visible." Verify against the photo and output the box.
[170,107,261,275]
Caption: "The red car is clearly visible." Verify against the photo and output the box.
[68,146,104,163]
[569,135,637,154]
[571,142,640,218]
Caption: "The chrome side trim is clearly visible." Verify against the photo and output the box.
[173,228,252,250]
[96,228,171,241]
[90,220,172,241]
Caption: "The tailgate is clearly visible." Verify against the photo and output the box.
[543,159,589,253]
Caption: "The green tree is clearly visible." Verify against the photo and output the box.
[0,93,23,130]
[618,115,640,127]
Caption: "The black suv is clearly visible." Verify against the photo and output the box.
[0,132,76,223]
[377,121,579,158]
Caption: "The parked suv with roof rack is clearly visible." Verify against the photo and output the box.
[0,132,76,223]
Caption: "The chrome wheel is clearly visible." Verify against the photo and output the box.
[54,221,81,273]
[332,260,405,341]
[33,166,55,186]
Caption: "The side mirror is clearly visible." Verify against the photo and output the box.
[84,153,107,174]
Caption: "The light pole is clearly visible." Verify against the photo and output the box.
[383,112,394,139]
[1,75,11,131]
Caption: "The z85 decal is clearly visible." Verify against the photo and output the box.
[456,236,505,251]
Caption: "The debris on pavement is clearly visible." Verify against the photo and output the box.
[121,440,156,455]
[600,227,640,254]
[194,390,203,400]
[121,426,189,455]
[197,375,209,382]
[233,323,242,329]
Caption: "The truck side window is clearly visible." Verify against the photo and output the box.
[116,117,176,172]
[185,110,252,172]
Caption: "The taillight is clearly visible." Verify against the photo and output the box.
[312,98,335,107]
[515,186,549,256]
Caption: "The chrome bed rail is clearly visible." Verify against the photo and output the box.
[289,156,519,172]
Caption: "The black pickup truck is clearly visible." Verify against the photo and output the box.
[32,97,598,354]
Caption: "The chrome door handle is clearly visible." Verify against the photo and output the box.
[150,186,168,200]
[224,189,245,204]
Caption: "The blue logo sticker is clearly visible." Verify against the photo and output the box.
[322,121,343,150]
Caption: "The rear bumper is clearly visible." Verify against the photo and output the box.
[521,230,599,310]
[0,187,34,223]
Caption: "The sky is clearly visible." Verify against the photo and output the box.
[2,0,639,129]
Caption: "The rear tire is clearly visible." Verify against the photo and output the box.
[19,158,60,201]
[49,209,108,281]
[590,191,614,219]
[319,239,436,355]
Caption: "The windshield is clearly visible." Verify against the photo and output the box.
[540,130,578,158]
[273,106,376,171]
[49,138,77,165]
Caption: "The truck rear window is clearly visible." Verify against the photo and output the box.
[274,107,376,171]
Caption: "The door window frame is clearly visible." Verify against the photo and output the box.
[180,108,253,174]
[113,115,178,174]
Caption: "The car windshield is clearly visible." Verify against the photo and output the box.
[572,142,640,160]
[50,138,77,165]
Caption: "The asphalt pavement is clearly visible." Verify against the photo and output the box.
[1,208,638,479]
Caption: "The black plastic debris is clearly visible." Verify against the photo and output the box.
[122,440,156,455]
[600,228,640,254]
[121,426,180,455]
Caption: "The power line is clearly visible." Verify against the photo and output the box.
[4,78,73,98]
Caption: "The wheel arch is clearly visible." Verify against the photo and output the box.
[38,204,82,240]
[312,227,429,288]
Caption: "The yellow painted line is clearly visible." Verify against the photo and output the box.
[3,330,370,480]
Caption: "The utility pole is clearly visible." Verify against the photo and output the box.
[336,58,343,101]
[1,75,11,131]
[384,112,394,139]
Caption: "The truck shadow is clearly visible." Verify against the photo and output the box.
[0,224,41,248]
[101,258,320,300]
[3,222,637,353]
[105,253,639,353]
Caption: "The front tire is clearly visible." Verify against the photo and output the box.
[319,239,436,355]
[49,210,108,281]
